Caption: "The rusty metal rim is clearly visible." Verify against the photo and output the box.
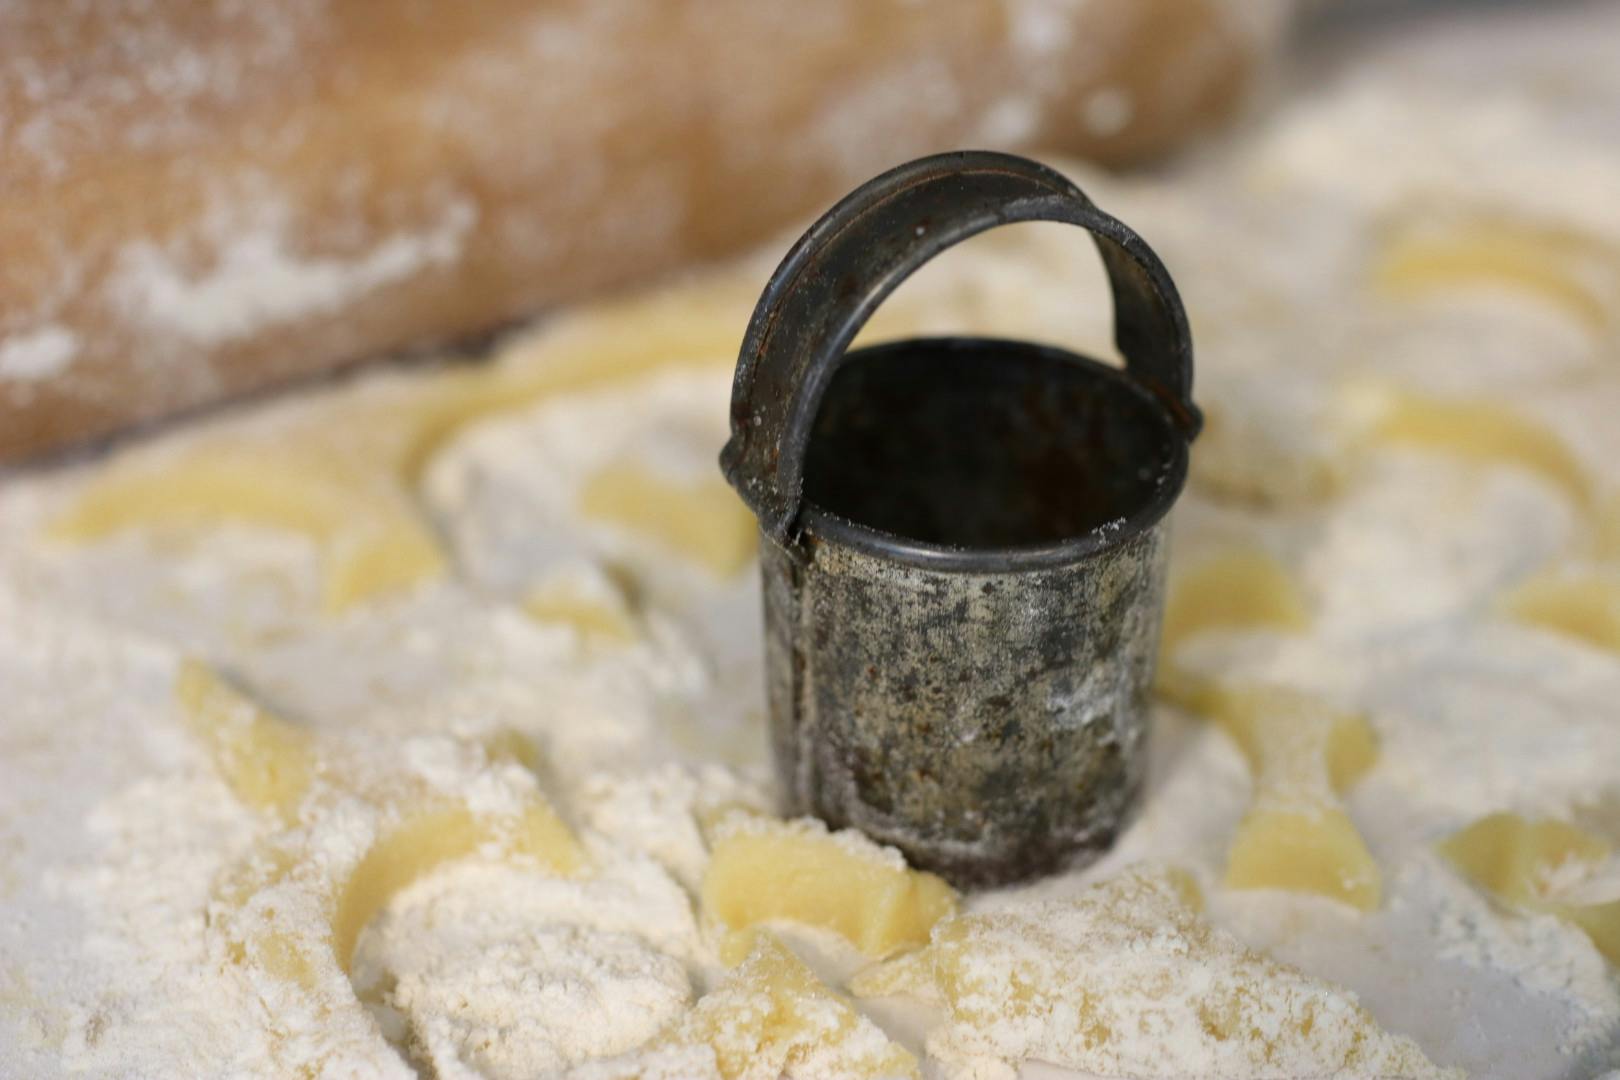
[792,341,1188,573]
[723,151,1199,548]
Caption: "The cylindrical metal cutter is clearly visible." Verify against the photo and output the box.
[721,150,1201,887]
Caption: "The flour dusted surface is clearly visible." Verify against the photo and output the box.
[3,5,1620,1079]
[355,863,696,1078]
[851,866,1454,1080]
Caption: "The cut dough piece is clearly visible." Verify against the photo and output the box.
[1166,680,1380,795]
[1160,548,1310,656]
[1224,808,1381,912]
[523,564,640,645]
[330,803,584,972]
[524,590,636,643]
[850,865,1455,1080]
[53,448,446,612]
[1160,678,1381,910]
[51,276,752,610]
[175,659,315,823]
[575,764,774,894]
[1566,903,1620,968]
[221,795,584,988]
[1440,812,1619,964]
[578,461,758,579]
[1504,570,1620,655]
[54,453,351,540]
[1598,496,1620,561]
[321,523,448,613]
[1439,812,1608,907]
[666,933,917,1080]
[1372,217,1617,335]
[1156,548,1348,907]
[1367,390,1591,512]
[700,811,957,963]
[476,728,547,778]
[208,732,585,1074]
[393,274,756,480]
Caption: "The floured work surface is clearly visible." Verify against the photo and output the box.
[3,6,1620,1078]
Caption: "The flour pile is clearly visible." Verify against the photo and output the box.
[2,6,1619,1079]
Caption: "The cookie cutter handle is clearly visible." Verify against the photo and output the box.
[721,149,1201,545]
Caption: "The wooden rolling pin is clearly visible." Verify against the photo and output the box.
[0,0,1283,461]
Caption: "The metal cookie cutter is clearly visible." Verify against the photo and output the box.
[721,150,1200,887]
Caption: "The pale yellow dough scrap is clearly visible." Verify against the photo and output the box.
[1503,570,1620,655]
[652,933,919,1080]
[578,461,759,579]
[52,449,446,613]
[1367,390,1592,512]
[1372,217,1618,335]
[1598,496,1620,561]
[699,811,957,963]
[1154,551,1378,907]
[190,693,585,1073]
[53,453,351,541]
[329,802,584,972]
[522,565,641,644]
[1567,903,1620,968]
[212,787,585,1080]
[51,274,755,609]
[392,273,759,481]
[475,726,549,778]
[1440,813,1620,965]
[850,865,1455,1080]
[524,591,636,644]
[1159,548,1310,656]
[1161,678,1382,910]
[320,521,448,613]
[216,791,586,1029]
[175,660,316,823]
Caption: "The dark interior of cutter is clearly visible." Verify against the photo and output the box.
[800,339,1179,549]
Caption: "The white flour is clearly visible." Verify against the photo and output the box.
[355,859,700,1078]
[859,866,1457,1080]
[110,191,479,347]
[0,327,78,382]
[3,4,1620,1079]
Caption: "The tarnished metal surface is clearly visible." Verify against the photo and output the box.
[721,151,1199,888]
[763,525,1168,886]
[722,151,1200,544]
